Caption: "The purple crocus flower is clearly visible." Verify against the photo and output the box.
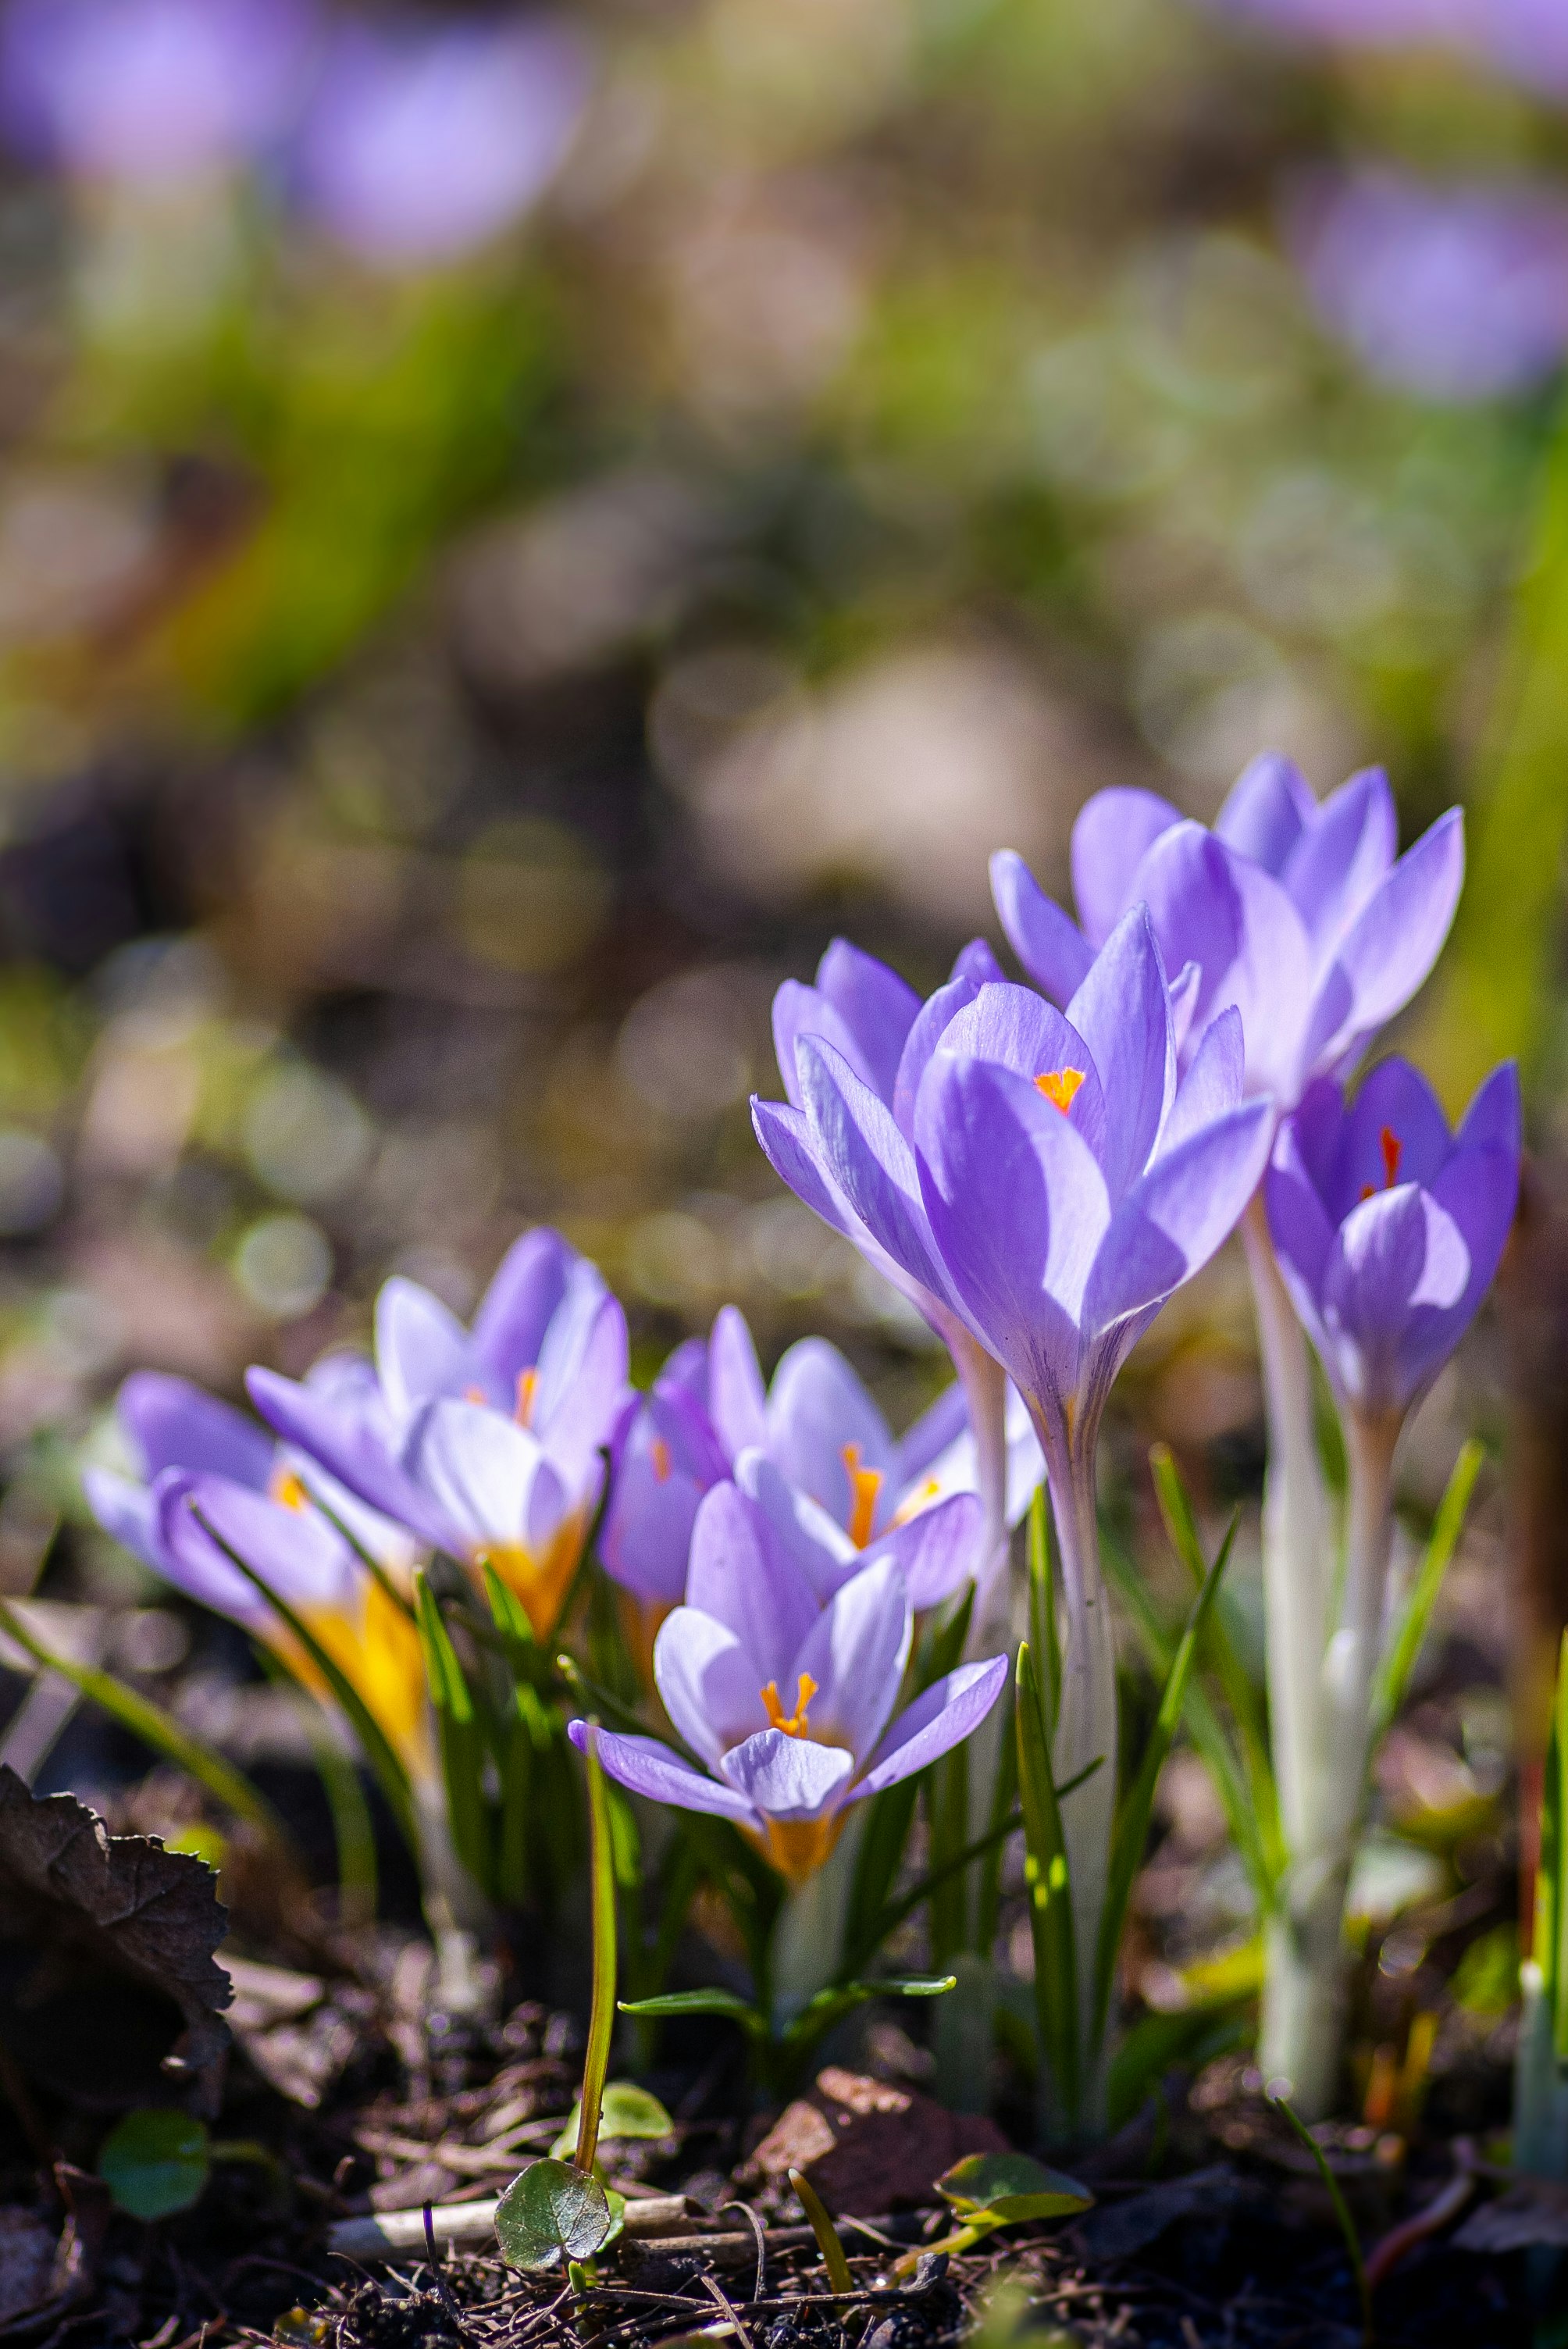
[1287,169,1568,404]
[600,1303,1042,1609]
[0,0,315,184]
[248,1228,630,1640]
[292,12,590,270]
[84,1369,428,1765]
[1266,1057,1520,1423]
[992,757,1463,1114]
[572,1482,1007,1885]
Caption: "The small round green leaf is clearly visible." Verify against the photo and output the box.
[99,2109,210,2220]
[496,2158,613,2272]
[550,2081,675,2160]
[935,2151,1092,2224]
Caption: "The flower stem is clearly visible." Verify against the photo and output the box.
[1042,1434,1117,2108]
[950,1334,1012,1659]
[574,1723,617,2176]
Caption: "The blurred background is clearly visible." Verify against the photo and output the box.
[0,0,1564,1915]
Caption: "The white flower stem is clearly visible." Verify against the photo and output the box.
[769,1810,864,2031]
[950,1334,1012,1659]
[1045,1432,1117,2109]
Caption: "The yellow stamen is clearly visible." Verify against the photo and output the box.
[268,1467,310,1511]
[760,1671,818,1738]
[515,1367,540,1427]
[650,1435,673,1484]
[840,1442,883,1549]
[891,1474,943,1527]
[1035,1066,1086,1114]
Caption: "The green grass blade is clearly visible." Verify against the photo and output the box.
[0,1598,290,1850]
[1092,1513,1237,2054]
[1370,1438,1484,1741]
[574,1724,618,2175]
[415,1571,493,1895]
[1028,1488,1061,1736]
[1015,1641,1078,2130]
[1270,2094,1370,2339]
[189,1505,417,1854]
[1540,1629,1568,2059]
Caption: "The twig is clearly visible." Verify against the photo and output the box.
[718,2203,766,2304]
[702,2273,754,2349]
[1363,2140,1477,2292]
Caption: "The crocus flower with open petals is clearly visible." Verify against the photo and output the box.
[248,1228,629,1639]
[600,1303,1042,1609]
[1267,1057,1521,1424]
[572,1482,1007,1884]
[84,1370,426,1767]
[991,756,1463,1111]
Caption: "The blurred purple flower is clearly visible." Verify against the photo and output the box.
[600,1303,1042,1608]
[1267,1057,1520,1420]
[0,0,315,184]
[1202,0,1481,47]
[1288,169,1568,401]
[992,757,1464,1114]
[571,1504,1007,1884]
[294,12,590,269]
[249,1227,629,1637]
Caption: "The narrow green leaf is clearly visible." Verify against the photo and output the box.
[575,1723,618,2176]
[1015,1641,1078,2128]
[1370,1438,1484,1740]
[495,2158,612,2271]
[1539,1627,1568,2060]
[789,2166,853,2294]
[100,2109,209,2220]
[415,1571,492,1895]
[1092,1513,1238,2052]
[0,1598,288,1850]
[1028,1488,1060,1738]
[976,1695,1021,1959]
[845,1812,1023,1980]
[1270,2097,1370,2339]
[188,1508,416,1853]
[618,1987,769,2040]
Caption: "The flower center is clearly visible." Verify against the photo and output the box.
[840,1442,883,1547]
[1360,1125,1404,1203]
[761,1671,818,1738]
[515,1367,540,1427]
[1035,1066,1086,1114]
[267,1466,310,1511]
[650,1435,672,1484]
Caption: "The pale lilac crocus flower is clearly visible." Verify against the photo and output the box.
[572,1481,1007,1887]
[1255,1057,1520,2110]
[84,1370,428,1768]
[292,12,590,271]
[0,0,315,184]
[600,1303,1042,1612]
[248,1229,630,1640]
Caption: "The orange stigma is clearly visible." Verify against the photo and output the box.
[840,1442,883,1548]
[1035,1066,1086,1114]
[650,1435,672,1484]
[761,1671,818,1738]
[515,1367,540,1428]
[268,1467,310,1511]
[1360,1125,1405,1203]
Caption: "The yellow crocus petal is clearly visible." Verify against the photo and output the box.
[479,1505,589,1641]
[300,1578,430,1774]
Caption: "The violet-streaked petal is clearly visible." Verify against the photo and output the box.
[814,939,921,1107]
[732,1449,855,1606]
[718,1731,854,1820]
[534,1289,629,1489]
[750,1098,862,1246]
[1454,1058,1523,1160]
[117,1371,274,1489]
[83,1466,169,1576]
[470,1226,576,1388]
[892,971,982,1142]
[893,1379,968,1488]
[707,1305,766,1459]
[1301,807,1464,1079]
[853,1656,1010,1800]
[790,1552,911,1764]
[935,983,1108,1167]
[797,1039,956,1307]
[1264,1125,1338,1325]
[1335,1057,1453,1210]
[989,850,1095,1003]
[653,1607,766,1769]
[1167,960,1203,1057]
[772,981,877,1114]
[599,1397,711,1606]
[950,938,1007,988]
[1135,822,1314,1102]
[1281,766,1396,964]
[247,1363,452,1548]
[766,1337,896,1531]
[401,1398,559,1552]
[1213,752,1316,875]
[1156,1007,1245,1160]
[1086,1099,1273,1337]
[686,1479,820,1685]
[376,1277,482,1420]
[1065,906,1175,1203]
[1322,1185,1470,1410]
[862,1490,983,1610]
[1071,787,1183,945]
[569,1721,757,1824]
[166,1470,353,1614]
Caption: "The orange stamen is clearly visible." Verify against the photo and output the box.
[1035,1066,1086,1114]
[761,1672,818,1738]
[650,1435,672,1485]
[840,1442,884,1549]
[515,1367,540,1428]
[464,1385,487,1405]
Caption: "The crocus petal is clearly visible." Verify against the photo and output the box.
[934,983,1108,1168]
[470,1225,576,1388]
[248,1363,453,1548]
[814,939,921,1107]
[1322,1185,1470,1411]
[164,1469,353,1616]
[862,1490,983,1610]
[915,1053,1110,1399]
[83,1466,169,1576]
[376,1277,484,1421]
[569,1720,757,1824]
[893,1380,969,1488]
[718,1731,855,1820]
[797,1039,957,1308]
[1064,906,1175,1203]
[854,1655,1010,1799]
[1071,786,1183,946]
[1265,1121,1338,1326]
[766,1337,896,1532]
[1300,807,1464,1080]
[733,1449,856,1606]
[892,971,982,1142]
[1334,1057,1454,1210]
[790,1552,911,1763]
[750,1099,863,1249]
[772,982,877,1115]
[117,1371,275,1489]
[653,1606,768,1768]
[950,938,1006,989]
[989,849,1094,1002]
[707,1304,767,1458]
[1134,822,1314,1103]
[401,1398,560,1553]
[600,1392,713,1606]
[1453,1058,1523,1160]
[1281,765,1396,964]
[533,1287,629,1490]
[686,1479,820,1687]
[1214,751,1316,874]
[1086,1099,1273,1338]
[1156,1007,1245,1160]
